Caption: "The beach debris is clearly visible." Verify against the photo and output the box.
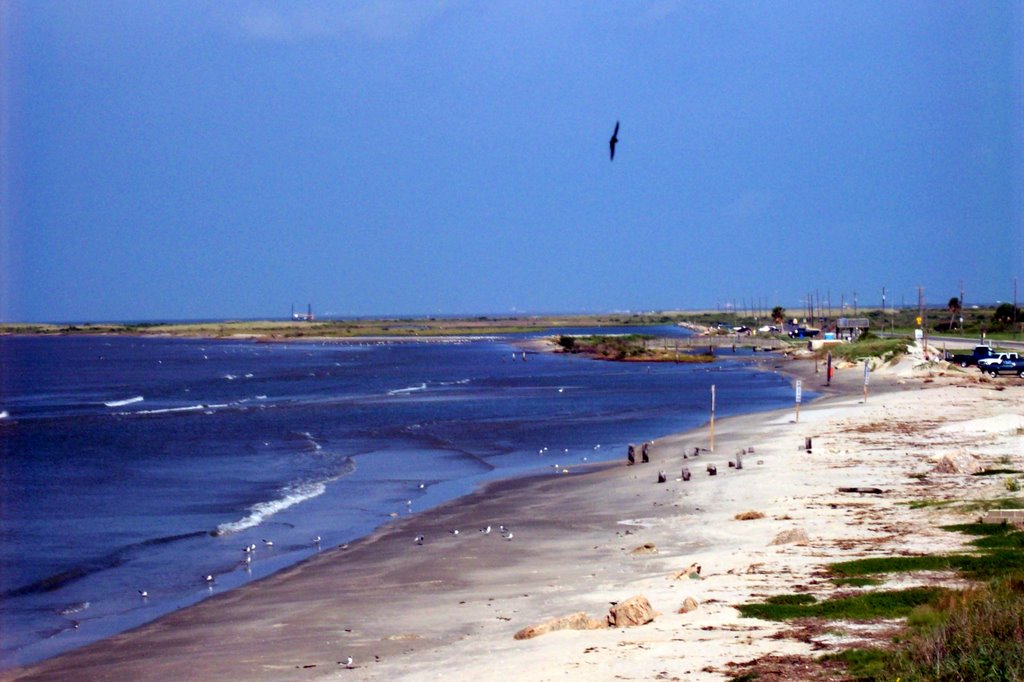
[681,467,691,481]
[734,452,743,470]
[734,510,765,521]
[670,563,702,580]
[769,528,810,546]
[932,451,983,475]
[630,542,658,555]
[657,471,667,483]
[607,595,656,628]
[513,612,606,640]
[677,597,700,614]
[707,464,717,476]
[837,487,885,494]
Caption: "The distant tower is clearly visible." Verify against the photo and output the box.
[307,303,313,322]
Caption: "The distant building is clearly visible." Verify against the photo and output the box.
[291,304,314,322]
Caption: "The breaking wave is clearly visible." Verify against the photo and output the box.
[387,382,427,396]
[214,458,355,536]
[104,396,144,408]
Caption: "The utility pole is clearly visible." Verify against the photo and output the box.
[960,279,965,333]
[853,290,858,316]
[881,286,886,314]
[918,285,927,352]
[1015,277,1019,340]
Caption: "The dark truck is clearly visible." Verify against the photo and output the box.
[945,345,996,367]
[982,357,1024,378]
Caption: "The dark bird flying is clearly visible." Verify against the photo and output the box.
[609,121,619,160]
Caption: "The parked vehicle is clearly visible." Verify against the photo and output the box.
[945,345,995,368]
[787,328,820,339]
[981,355,1024,377]
[978,352,1020,372]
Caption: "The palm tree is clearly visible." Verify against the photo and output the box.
[948,297,961,331]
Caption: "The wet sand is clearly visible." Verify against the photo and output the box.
[7,347,1023,681]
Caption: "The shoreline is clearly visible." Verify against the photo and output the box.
[7,348,1023,680]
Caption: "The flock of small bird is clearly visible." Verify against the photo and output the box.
[415,523,514,547]
[138,534,323,602]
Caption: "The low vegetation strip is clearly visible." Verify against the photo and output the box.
[820,334,911,363]
[734,521,1024,681]
[737,587,945,621]
[555,335,714,363]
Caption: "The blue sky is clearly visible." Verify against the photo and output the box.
[2,1,1021,322]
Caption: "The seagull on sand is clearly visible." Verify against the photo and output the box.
[450,529,460,536]
[415,534,425,545]
[609,120,620,160]
[480,525,491,534]
[344,656,353,668]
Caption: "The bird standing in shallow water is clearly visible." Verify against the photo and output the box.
[609,121,620,160]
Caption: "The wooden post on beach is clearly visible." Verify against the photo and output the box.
[709,384,716,452]
[794,379,802,422]
[862,360,870,403]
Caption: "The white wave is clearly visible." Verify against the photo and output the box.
[439,379,470,386]
[223,374,237,380]
[255,395,268,400]
[58,601,90,616]
[387,382,427,396]
[0,410,8,419]
[215,481,327,535]
[104,396,144,408]
[129,403,228,415]
[297,431,322,451]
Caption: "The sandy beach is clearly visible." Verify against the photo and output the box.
[7,344,1023,682]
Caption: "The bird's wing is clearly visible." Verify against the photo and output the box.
[613,121,619,136]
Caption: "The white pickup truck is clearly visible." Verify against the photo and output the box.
[978,352,1020,372]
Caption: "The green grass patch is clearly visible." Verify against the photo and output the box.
[737,587,944,621]
[940,522,1016,536]
[906,498,957,510]
[831,576,883,588]
[764,593,816,606]
[959,496,1024,512]
[818,577,1024,681]
[821,648,890,681]
[829,555,955,577]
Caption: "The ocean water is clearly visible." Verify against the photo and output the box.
[0,328,804,667]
